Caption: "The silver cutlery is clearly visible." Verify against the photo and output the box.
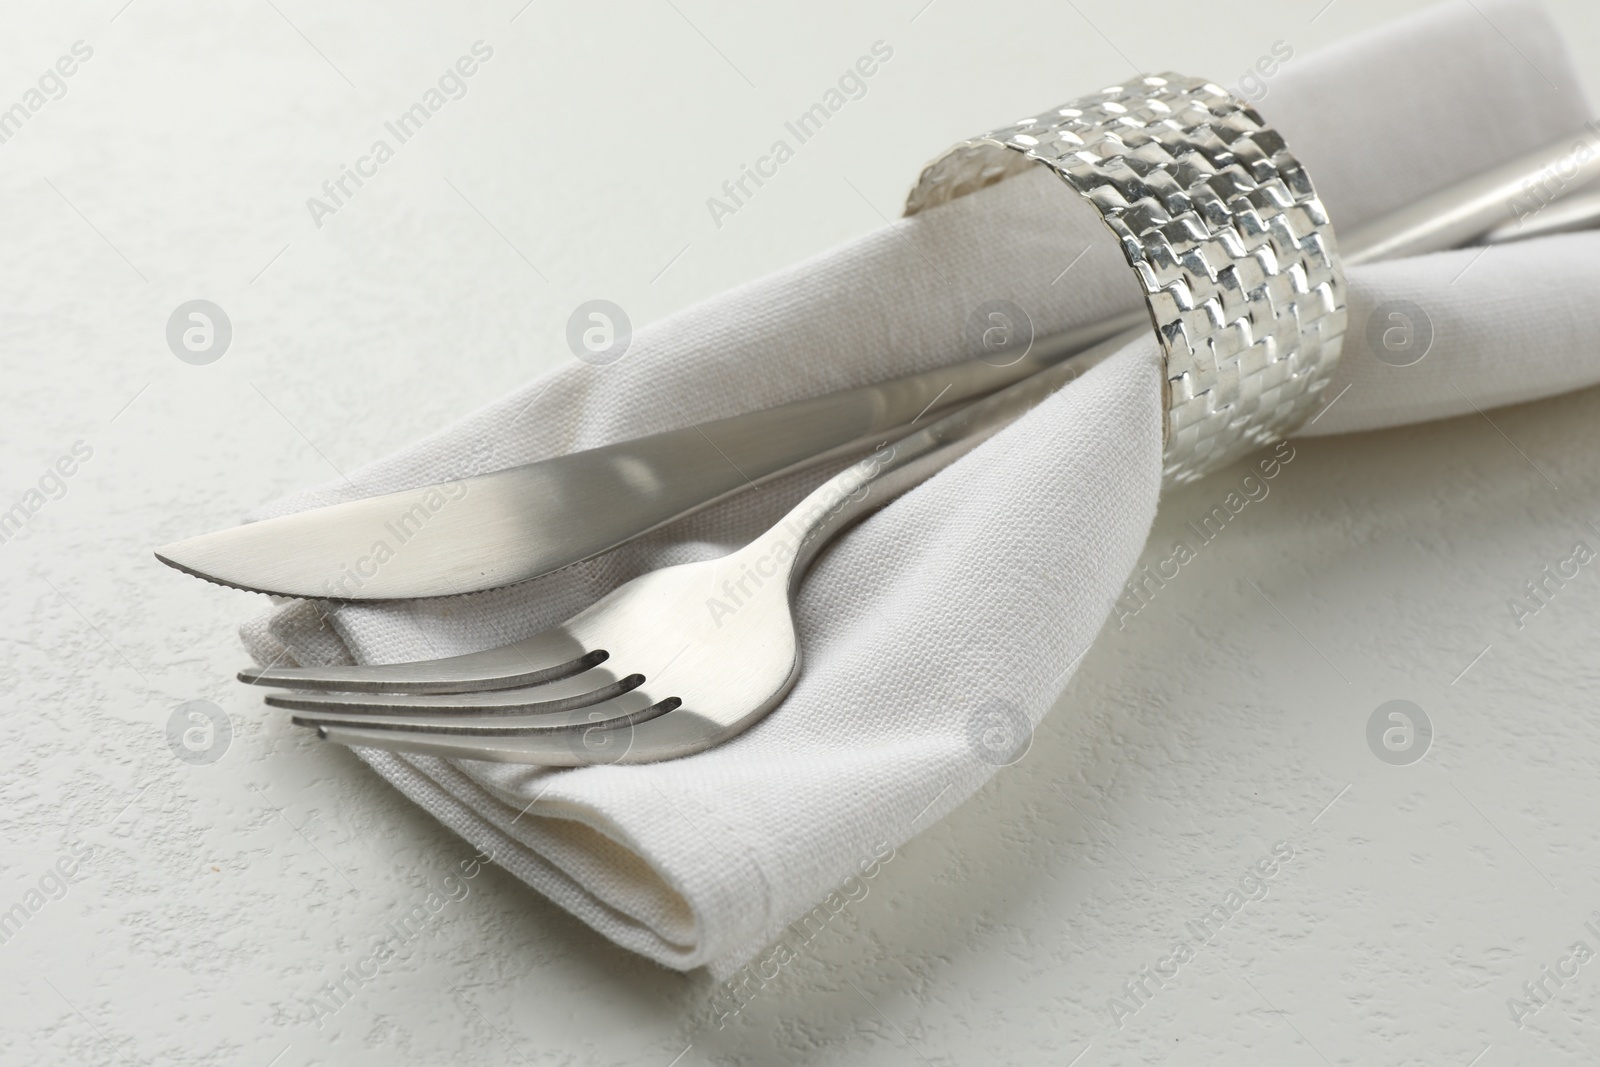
[233,125,1600,764]
[245,329,1127,764]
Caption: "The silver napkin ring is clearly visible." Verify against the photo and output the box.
[905,73,1348,484]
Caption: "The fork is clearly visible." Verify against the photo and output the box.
[241,331,1128,765]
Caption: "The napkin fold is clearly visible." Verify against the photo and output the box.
[243,0,1599,976]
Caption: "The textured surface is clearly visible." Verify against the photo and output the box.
[906,75,1346,484]
[5,2,1600,1067]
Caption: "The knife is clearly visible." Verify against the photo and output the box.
[157,131,1600,601]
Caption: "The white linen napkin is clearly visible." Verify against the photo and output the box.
[242,0,1600,977]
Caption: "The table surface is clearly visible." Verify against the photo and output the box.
[4,1,1600,1064]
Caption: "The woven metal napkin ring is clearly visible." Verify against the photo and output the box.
[904,73,1348,484]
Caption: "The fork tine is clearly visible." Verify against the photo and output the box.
[310,694,732,767]
[239,627,598,694]
[305,694,675,767]
[265,667,644,719]
[288,691,665,737]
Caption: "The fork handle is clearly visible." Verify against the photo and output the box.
[753,328,1137,580]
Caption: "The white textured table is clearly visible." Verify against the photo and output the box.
[3,1,1600,1063]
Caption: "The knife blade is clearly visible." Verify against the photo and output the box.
[155,313,1138,599]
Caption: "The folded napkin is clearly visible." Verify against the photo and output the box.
[243,0,1600,977]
